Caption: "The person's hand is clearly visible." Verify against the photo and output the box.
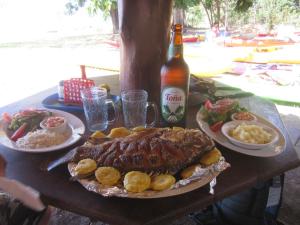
[0,154,6,176]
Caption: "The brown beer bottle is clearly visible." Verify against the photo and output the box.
[160,24,190,127]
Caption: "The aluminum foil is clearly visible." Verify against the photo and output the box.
[68,157,230,199]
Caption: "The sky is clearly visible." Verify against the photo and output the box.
[0,0,109,42]
[0,0,115,107]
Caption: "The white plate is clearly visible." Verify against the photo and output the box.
[221,121,279,150]
[196,110,286,157]
[0,109,85,153]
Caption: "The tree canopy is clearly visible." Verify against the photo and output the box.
[66,0,119,33]
[65,0,300,32]
[174,0,199,9]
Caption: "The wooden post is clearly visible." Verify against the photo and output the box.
[118,0,173,105]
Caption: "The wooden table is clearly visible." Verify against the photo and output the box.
[0,75,299,225]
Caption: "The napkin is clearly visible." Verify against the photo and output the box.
[0,177,45,211]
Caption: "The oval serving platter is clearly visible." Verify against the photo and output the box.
[68,161,226,199]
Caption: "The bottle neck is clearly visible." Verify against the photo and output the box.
[168,30,183,60]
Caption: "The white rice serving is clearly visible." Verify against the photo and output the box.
[16,129,70,149]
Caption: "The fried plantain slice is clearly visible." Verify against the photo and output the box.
[131,126,147,132]
[95,167,121,186]
[90,131,106,139]
[74,158,97,175]
[150,174,176,191]
[123,171,151,193]
[108,127,131,138]
[200,148,222,166]
[180,164,201,179]
[172,126,184,131]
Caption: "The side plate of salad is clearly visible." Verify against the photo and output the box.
[196,98,286,157]
[0,109,85,153]
[198,98,247,132]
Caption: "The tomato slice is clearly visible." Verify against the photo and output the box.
[10,123,27,142]
[210,121,224,132]
[216,98,235,106]
[20,109,37,116]
[204,99,213,110]
[2,112,12,123]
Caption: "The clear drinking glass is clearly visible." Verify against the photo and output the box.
[121,89,158,129]
[81,87,118,131]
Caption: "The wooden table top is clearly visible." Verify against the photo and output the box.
[0,75,299,225]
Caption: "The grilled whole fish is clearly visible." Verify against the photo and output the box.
[71,128,215,174]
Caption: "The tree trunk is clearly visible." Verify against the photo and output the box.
[216,0,221,29]
[173,8,185,25]
[200,1,213,28]
[118,0,173,105]
[110,4,119,34]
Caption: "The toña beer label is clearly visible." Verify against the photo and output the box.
[161,87,186,123]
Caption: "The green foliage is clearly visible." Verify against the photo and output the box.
[88,0,117,18]
[227,0,252,28]
[174,0,199,9]
[185,5,203,27]
[228,0,300,31]
[65,0,117,19]
[65,0,86,15]
[235,0,253,12]
[201,0,213,9]
[199,0,225,28]
[65,0,119,33]
[196,0,299,30]
[198,0,254,28]
[256,0,300,30]
[65,0,300,33]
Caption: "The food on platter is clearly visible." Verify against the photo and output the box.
[124,171,151,193]
[180,164,199,179]
[150,174,176,191]
[95,167,121,186]
[199,98,247,132]
[172,126,185,131]
[87,131,110,145]
[197,107,285,156]
[74,159,97,175]
[16,129,70,149]
[1,109,85,153]
[200,148,222,166]
[180,148,221,178]
[131,126,147,132]
[71,128,215,175]
[40,116,67,133]
[229,123,272,144]
[2,109,52,141]
[107,127,132,138]
[1,109,72,150]
[221,121,279,150]
[41,116,65,128]
[68,127,230,197]
[90,131,106,139]
[9,123,28,142]
[231,112,256,121]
